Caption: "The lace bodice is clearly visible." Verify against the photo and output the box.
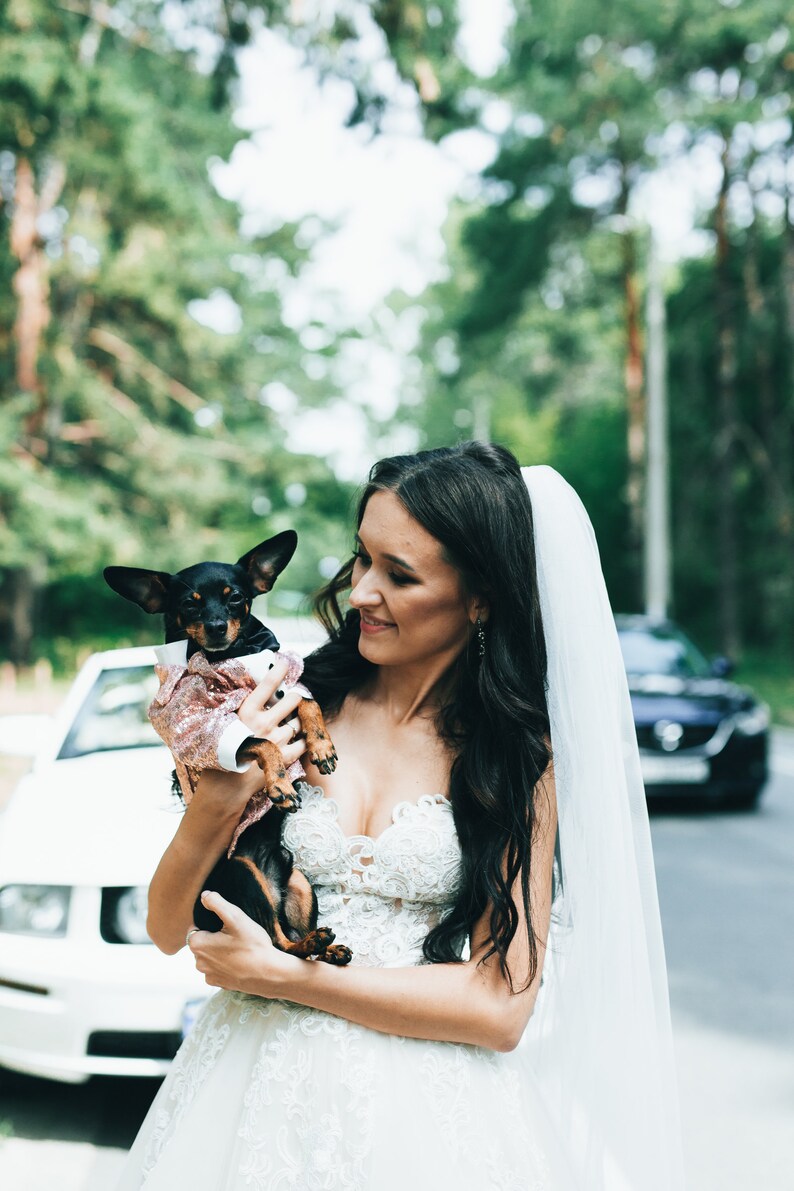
[281,782,463,968]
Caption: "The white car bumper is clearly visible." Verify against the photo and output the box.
[0,914,209,1084]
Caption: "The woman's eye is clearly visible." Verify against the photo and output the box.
[353,548,413,585]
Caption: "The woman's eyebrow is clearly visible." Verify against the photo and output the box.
[384,553,416,572]
[355,534,417,573]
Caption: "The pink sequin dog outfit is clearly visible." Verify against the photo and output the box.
[148,640,311,855]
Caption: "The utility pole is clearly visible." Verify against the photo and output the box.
[644,231,671,621]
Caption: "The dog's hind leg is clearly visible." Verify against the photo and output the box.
[193,854,280,935]
[225,859,340,959]
[281,868,317,938]
[281,870,352,963]
[316,944,353,965]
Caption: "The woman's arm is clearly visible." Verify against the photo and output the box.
[146,660,306,954]
[190,760,558,1052]
[146,768,257,954]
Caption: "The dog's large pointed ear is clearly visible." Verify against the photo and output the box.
[237,530,298,594]
[103,566,173,613]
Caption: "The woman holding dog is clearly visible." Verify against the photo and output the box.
[117,442,686,1190]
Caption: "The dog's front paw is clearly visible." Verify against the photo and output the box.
[309,740,338,775]
[270,782,301,813]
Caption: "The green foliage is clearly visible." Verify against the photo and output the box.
[402,0,794,661]
[668,227,794,652]
[0,0,467,665]
[0,0,361,664]
[3,0,793,676]
[738,649,794,729]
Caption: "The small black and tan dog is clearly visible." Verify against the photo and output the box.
[104,531,351,965]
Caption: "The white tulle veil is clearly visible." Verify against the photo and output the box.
[519,465,687,1190]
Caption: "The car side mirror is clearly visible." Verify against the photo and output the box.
[710,656,734,679]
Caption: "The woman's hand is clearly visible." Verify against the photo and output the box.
[187,890,297,997]
[236,656,306,768]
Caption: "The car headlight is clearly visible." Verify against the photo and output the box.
[733,702,770,736]
[103,886,151,944]
[0,885,71,936]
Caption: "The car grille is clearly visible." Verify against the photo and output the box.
[636,723,718,751]
[87,1030,182,1060]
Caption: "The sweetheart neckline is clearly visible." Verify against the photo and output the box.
[295,783,451,848]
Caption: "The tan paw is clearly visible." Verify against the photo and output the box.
[316,944,353,966]
[308,739,338,775]
[269,783,301,813]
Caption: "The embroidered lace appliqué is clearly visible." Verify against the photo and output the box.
[141,994,232,1179]
[281,783,463,967]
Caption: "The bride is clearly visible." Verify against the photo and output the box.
[116,442,686,1190]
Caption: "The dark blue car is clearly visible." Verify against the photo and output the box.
[615,615,769,809]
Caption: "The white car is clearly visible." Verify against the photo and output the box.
[0,621,324,1084]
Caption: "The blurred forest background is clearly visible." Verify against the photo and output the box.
[1,0,793,715]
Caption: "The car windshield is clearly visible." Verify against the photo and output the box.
[617,625,712,679]
[58,666,162,759]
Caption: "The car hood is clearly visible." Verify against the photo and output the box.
[627,674,755,726]
[0,747,186,886]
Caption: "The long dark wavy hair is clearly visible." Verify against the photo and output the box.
[301,441,551,992]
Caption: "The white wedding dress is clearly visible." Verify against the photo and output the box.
[117,782,579,1190]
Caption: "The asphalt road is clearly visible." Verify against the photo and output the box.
[1,733,793,1190]
[654,727,794,1190]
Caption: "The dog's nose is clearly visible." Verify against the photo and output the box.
[206,620,227,637]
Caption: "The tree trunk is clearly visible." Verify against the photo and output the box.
[714,138,741,658]
[783,136,794,356]
[3,568,39,668]
[619,167,645,608]
[7,156,64,663]
[782,134,794,652]
[742,200,794,645]
[10,157,49,406]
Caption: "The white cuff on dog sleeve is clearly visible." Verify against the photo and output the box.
[241,649,278,683]
[217,719,255,772]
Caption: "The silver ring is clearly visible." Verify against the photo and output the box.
[185,928,200,947]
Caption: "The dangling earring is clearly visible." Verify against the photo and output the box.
[476,615,486,659]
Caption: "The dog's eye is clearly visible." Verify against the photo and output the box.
[179,603,202,621]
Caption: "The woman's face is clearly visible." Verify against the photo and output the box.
[348,490,479,670]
